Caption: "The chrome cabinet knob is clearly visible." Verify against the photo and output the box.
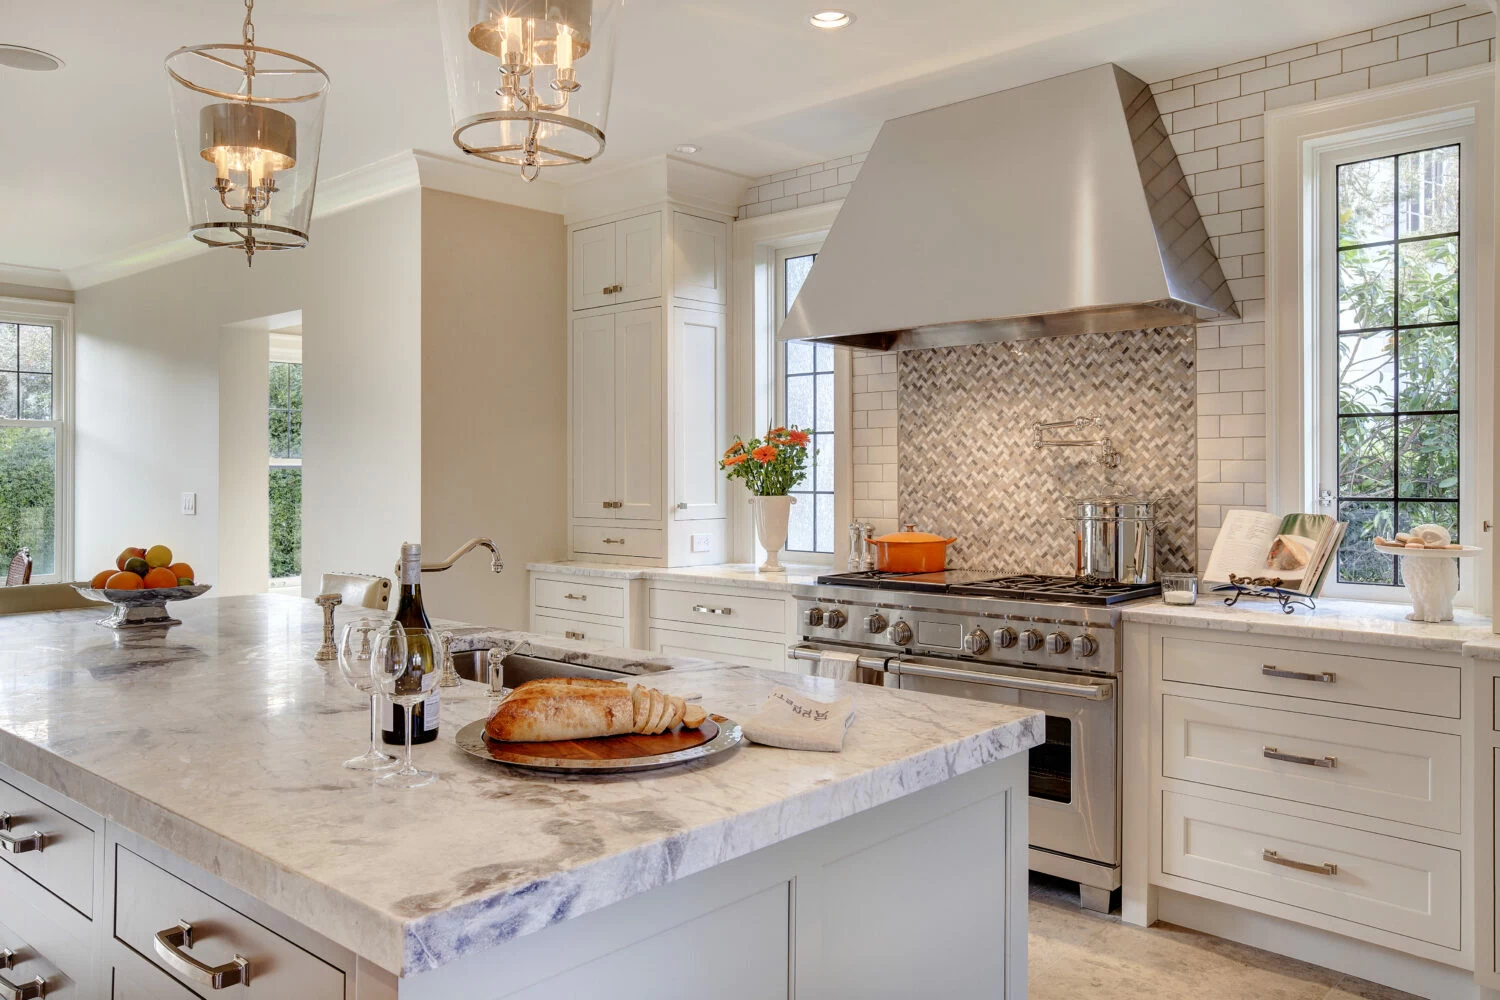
[865,612,888,634]
[1075,633,1099,657]
[992,626,1017,649]
[825,609,848,629]
[1020,628,1043,652]
[887,620,914,646]
[1045,631,1071,654]
[805,607,825,627]
[962,628,991,655]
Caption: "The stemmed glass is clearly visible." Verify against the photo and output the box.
[370,624,437,789]
[336,619,397,771]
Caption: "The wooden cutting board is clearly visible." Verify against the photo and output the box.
[493,719,720,760]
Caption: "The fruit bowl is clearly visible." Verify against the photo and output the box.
[68,583,212,630]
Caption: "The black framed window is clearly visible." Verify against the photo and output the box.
[780,252,834,553]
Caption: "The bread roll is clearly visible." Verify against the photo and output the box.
[485,679,710,742]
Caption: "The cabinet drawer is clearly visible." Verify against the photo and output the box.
[1163,695,1460,832]
[1162,636,1459,718]
[532,612,625,648]
[0,889,92,999]
[1161,790,1460,948]
[113,955,201,999]
[574,525,662,558]
[533,577,625,618]
[0,777,95,918]
[114,846,344,1000]
[648,587,786,634]
[648,627,786,671]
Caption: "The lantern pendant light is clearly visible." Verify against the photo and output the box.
[165,0,330,266]
[438,0,620,182]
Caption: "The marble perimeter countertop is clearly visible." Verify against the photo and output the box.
[526,560,826,592]
[0,595,1042,978]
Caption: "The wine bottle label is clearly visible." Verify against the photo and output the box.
[424,691,440,732]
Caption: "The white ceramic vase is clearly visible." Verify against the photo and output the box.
[751,495,795,573]
[1400,554,1461,623]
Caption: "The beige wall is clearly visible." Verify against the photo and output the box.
[418,190,567,628]
[73,192,423,590]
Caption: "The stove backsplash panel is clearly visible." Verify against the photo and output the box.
[898,327,1197,575]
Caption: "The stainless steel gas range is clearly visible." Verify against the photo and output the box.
[789,570,1160,912]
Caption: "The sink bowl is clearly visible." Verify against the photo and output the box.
[450,649,633,687]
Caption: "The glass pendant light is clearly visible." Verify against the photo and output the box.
[165,0,330,266]
[438,0,620,181]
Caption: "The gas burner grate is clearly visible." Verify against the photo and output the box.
[952,575,1161,605]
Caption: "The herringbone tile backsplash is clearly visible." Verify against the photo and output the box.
[898,328,1198,575]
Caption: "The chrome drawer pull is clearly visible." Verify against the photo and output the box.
[565,630,586,640]
[154,921,250,989]
[0,814,43,855]
[563,593,587,601]
[602,538,626,544]
[1262,665,1336,683]
[693,605,733,616]
[1263,746,1337,768]
[1262,849,1338,876]
[0,971,46,1000]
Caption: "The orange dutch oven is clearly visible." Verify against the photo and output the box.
[871,524,958,573]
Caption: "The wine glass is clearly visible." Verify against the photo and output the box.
[369,624,437,789]
[336,619,397,771]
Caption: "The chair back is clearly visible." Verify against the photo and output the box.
[5,548,31,587]
[318,572,392,611]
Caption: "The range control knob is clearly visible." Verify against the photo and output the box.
[1020,628,1043,652]
[1045,631,1071,655]
[825,609,848,630]
[805,607,825,627]
[962,628,991,655]
[887,620,914,646]
[992,626,1018,649]
[864,612,889,635]
[1075,632,1099,657]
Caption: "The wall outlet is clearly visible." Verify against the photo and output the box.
[181,492,197,516]
[690,533,712,553]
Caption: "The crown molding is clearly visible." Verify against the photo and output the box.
[411,149,565,214]
[561,154,753,224]
[0,262,72,291]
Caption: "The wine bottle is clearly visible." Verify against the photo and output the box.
[381,541,439,746]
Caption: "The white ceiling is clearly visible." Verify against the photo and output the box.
[0,0,1462,276]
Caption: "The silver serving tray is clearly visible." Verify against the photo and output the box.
[69,583,212,629]
[454,715,743,775]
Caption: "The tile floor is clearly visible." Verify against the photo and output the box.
[1027,876,1418,1000]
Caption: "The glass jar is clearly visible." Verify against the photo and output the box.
[1161,573,1198,606]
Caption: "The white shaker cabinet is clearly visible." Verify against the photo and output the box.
[571,213,663,310]
[671,211,728,305]
[570,313,618,520]
[570,308,664,526]
[672,307,728,521]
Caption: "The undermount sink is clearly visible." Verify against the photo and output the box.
[449,649,634,686]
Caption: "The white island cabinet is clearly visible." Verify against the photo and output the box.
[0,596,1040,999]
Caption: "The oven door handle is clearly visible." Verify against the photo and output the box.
[896,661,1114,701]
[787,644,892,672]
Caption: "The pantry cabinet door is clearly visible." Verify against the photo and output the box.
[572,222,616,310]
[614,307,664,522]
[571,314,618,519]
[672,307,727,520]
[614,213,662,304]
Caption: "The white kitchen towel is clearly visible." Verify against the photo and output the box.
[742,685,856,752]
[813,649,861,681]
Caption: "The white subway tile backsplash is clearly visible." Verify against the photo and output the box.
[1194,121,1241,150]
[1200,438,1244,460]
[1400,21,1459,57]
[1217,92,1266,120]
[1172,103,1218,132]
[1264,80,1316,109]
[1195,75,1241,104]
[1371,54,1430,85]
[1374,15,1431,40]
[1431,6,1471,25]
[1195,166,1241,193]
[1460,12,1496,43]
[1289,50,1342,82]
[1429,39,1490,71]
[1319,29,1374,52]
[1178,149,1219,175]
[1267,43,1318,65]
[1219,185,1263,211]
[1218,138,1263,167]
[1342,36,1399,70]
[1155,86,1196,113]
[783,174,811,196]
[1173,68,1220,89]
[1317,68,1371,98]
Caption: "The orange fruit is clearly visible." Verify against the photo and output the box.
[115,547,145,571]
[168,562,194,582]
[142,567,179,589]
[104,571,143,591]
[90,569,114,589]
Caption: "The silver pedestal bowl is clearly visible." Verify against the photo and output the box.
[69,583,213,629]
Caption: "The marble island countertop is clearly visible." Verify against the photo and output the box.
[0,595,1042,978]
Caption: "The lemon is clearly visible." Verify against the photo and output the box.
[145,544,173,569]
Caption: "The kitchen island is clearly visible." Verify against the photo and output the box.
[0,596,1041,999]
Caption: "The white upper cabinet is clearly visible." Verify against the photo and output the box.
[614,307,664,522]
[570,314,619,519]
[673,307,727,520]
[571,213,662,311]
[672,212,728,305]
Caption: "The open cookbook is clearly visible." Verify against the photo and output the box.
[1201,510,1348,595]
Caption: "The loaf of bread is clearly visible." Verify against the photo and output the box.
[486,678,708,742]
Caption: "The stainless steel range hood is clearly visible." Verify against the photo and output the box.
[778,63,1237,351]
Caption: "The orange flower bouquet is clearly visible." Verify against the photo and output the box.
[719,426,813,496]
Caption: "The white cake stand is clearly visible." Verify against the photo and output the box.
[1372,543,1481,623]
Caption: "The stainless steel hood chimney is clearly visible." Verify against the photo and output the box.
[778,63,1237,351]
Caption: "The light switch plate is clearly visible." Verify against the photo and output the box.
[181,492,197,516]
[690,533,711,553]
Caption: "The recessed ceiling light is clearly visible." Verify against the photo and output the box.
[0,44,64,71]
[675,143,701,154]
[809,10,854,29]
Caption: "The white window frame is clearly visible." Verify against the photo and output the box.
[773,240,834,557]
[267,333,302,593]
[0,297,73,584]
[1266,67,1494,611]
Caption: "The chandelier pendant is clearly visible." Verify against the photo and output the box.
[165,0,330,266]
[439,0,620,182]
